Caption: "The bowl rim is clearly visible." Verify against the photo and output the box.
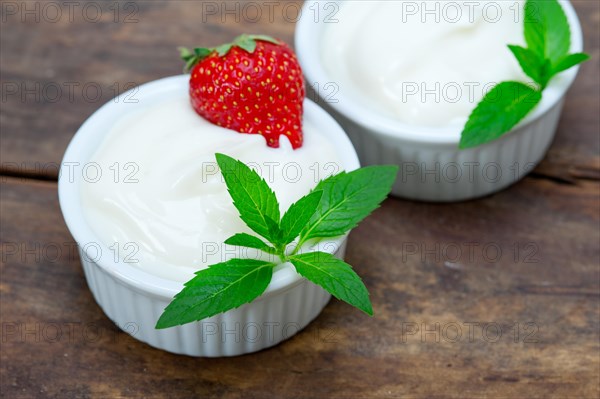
[295,0,584,145]
[58,74,360,300]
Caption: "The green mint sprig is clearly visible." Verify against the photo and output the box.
[459,0,589,149]
[155,154,398,329]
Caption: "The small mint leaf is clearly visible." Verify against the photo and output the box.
[264,215,284,247]
[215,153,280,243]
[551,52,590,75]
[459,82,542,149]
[280,190,323,245]
[225,233,277,255]
[290,252,373,316]
[299,166,397,242]
[508,44,550,87]
[524,0,571,63]
[155,259,274,329]
[524,1,546,59]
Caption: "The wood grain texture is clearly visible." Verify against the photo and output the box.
[0,0,302,178]
[0,0,598,181]
[1,0,599,398]
[1,173,598,398]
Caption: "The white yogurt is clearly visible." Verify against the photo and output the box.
[321,0,527,128]
[80,97,343,282]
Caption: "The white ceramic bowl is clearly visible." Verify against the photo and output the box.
[295,0,584,201]
[58,75,360,357]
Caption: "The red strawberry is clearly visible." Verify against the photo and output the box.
[180,34,305,149]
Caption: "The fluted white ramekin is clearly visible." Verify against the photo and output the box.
[58,75,360,356]
[295,0,584,201]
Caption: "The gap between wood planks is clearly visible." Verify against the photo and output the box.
[0,175,58,189]
[0,168,57,183]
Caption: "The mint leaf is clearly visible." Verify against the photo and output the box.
[156,259,274,329]
[156,157,398,329]
[290,252,373,316]
[508,45,551,87]
[279,190,323,245]
[299,166,397,242]
[216,153,280,242]
[524,0,570,63]
[265,215,284,247]
[225,233,276,255]
[459,82,542,149]
[552,52,590,75]
[460,1,589,149]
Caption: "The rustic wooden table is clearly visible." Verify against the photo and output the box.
[1,1,599,398]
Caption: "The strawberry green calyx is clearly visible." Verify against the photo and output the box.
[179,47,211,72]
[179,34,280,72]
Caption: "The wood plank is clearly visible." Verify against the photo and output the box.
[1,0,599,397]
[535,0,600,182]
[0,1,302,179]
[1,0,598,181]
[1,176,598,398]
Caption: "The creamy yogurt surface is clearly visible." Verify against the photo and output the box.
[321,0,527,128]
[80,97,343,282]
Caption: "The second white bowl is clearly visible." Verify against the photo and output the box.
[295,0,584,202]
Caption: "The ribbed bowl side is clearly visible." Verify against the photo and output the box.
[78,244,340,357]
[320,100,564,202]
